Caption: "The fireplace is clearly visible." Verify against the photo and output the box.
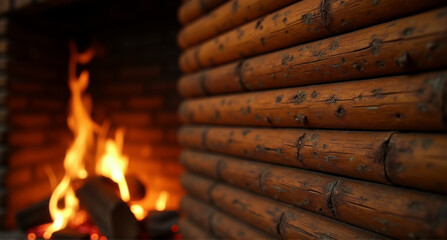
[0,0,184,236]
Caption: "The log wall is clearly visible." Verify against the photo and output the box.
[177,1,447,239]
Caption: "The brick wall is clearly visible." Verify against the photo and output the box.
[2,15,70,228]
[89,2,184,212]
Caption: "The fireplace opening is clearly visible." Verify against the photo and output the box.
[1,0,184,238]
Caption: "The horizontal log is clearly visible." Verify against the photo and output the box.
[181,196,277,239]
[386,133,447,194]
[178,217,218,239]
[178,0,445,72]
[178,61,243,97]
[179,8,447,97]
[181,173,389,239]
[179,126,447,193]
[15,197,51,231]
[181,150,447,238]
[178,0,297,49]
[179,72,447,131]
[180,173,216,202]
[178,126,391,183]
[178,0,228,25]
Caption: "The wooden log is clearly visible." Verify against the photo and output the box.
[181,196,278,239]
[182,173,389,239]
[179,71,447,131]
[52,229,89,240]
[180,173,217,202]
[179,7,447,97]
[15,197,51,231]
[180,196,215,233]
[178,0,297,49]
[181,150,337,216]
[76,177,139,239]
[178,0,228,25]
[178,0,445,73]
[212,210,275,240]
[182,150,338,217]
[179,126,447,193]
[178,217,218,239]
[178,61,244,97]
[178,126,391,183]
[332,179,447,239]
[181,151,447,238]
[386,133,447,194]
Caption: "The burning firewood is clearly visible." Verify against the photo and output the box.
[16,175,146,233]
[76,177,139,239]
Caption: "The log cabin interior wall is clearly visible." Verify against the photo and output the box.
[0,0,184,228]
[177,0,447,239]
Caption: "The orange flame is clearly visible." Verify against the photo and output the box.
[44,43,97,239]
[96,129,130,201]
[44,42,135,238]
[155,191,169,211]
[130,204,146,220]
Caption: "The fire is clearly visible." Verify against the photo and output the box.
[96,129,130,201]
[43,43,97,239]
[43,42,136,239]
[155,191,169,211]
[130,204,146,220]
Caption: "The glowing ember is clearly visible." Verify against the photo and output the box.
[155,191,169,211]
[27,233,36,240]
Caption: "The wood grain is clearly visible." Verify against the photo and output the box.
[182,173,390,240]
[178,126,391,183]
[179,72,447,131]
[178,0,297,49]
[181,196,277,239]
[386,133,447,194]
[178,0,445,72]
[181,151,447,238]
[178,0,228,25]
[179,7,447,96]
[178,217,218,239]
[179,126,447,193]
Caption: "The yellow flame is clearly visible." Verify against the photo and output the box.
[130,204,146,220]
[44,41,152,238]
[44,43,97,239]
[155,191,169,211]
[96,129,130,201]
